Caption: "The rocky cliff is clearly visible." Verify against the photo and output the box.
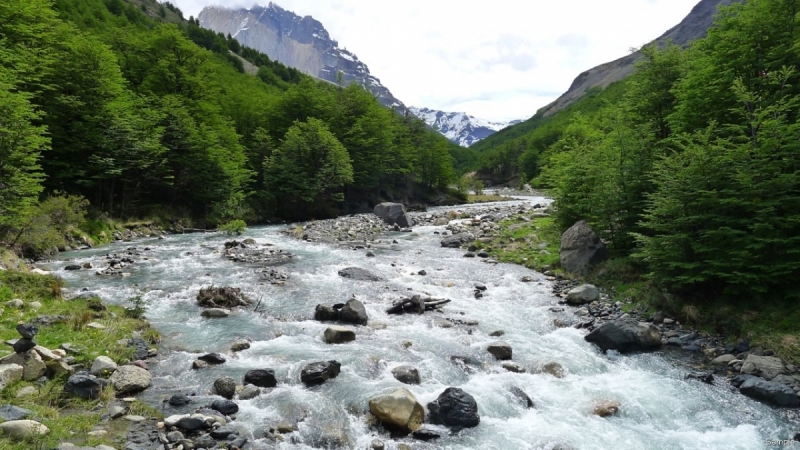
[198,3,405,111]
[409,107,521,147]
[540,0,739,116]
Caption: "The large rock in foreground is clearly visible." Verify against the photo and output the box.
[427,387,480,430]
[739,377,800,407]
[0,420,49,441]
[109,365,152,394]
[368,388,424,433]
[585,320,661,353]
[565,284,599,305]
[340,298,368,325]
[740,354,787,380]
[560,220,608,276]
[374,202,411,228]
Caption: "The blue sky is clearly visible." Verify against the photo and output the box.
[172,0,702,121]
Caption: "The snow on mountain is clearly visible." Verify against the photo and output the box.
[409,107,522,147]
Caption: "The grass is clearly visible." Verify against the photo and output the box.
[467,194,515,204]
[0,270,160,449]
[484,215,561,272]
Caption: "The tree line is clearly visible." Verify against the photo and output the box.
[0,0,457,253]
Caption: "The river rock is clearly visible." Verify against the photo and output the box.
[501,361,526,373]
[374,202,411,228]
[441,233,475,248]
[368,388,425,432]
[324,326,356,344]
[1,350,46,381]
[15,324,38,339]
[565,284,599,305]
[340,298,368,325]
[201,308,230,318]
[0,420,49,440]
[109,365,152,394]
[239,384,260,400]
[0,405,33,421]
[391,366,421,385]
[214,377,237,399]
[300,361,341,386]
[210,399,239,415]
[740,354,786,380]
[64,264,82,271]
[314,304,339,321]
[196,286,252,308]
[210,424,239,439]
[338,267,384,282]
[427,387,480,429]
[127,338,149,361]
[739,377,800,407]
[198,353,227,365]
[0,364,23,390]
[487,341,513,360]
[64,372,106,399]
[584,320,661,353]
[168,394,192,406]
[230,339,251,352]
[593,400,620,417]
[711,354,737,365]
[192,359,209,370]
[90,356,118,376]
[560,220,608,276]
[243,369,277,388]
[12,338,36,354]
[175,417,206,432]
[542,362,566,378]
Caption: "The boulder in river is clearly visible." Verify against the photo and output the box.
[368,387,425,433]
[198,353,227,365]
[314,304,340,321]
[374,202,412,228]
[340,298,368,325]
[584,319,661,353]
[565,284,599,305]
[243,369,277,388]
[738,377,800,407]
[300,361,341,386]
[324,326,356,344]
[211,398,239,415]
[214,376,237,399]
[740,354,786,380]
[109,365,152,394]
[441,232,475,248]
[338,267,385,282]
[391,366,421,385]
[507,386,534,409]
[487,341,513,360]
[559,220,608,276]
[592,400,621,417]
[427,387,480,430]
[196,286,252,308]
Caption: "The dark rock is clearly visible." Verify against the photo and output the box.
[731,374,759,388]
[489,330,505,337]
[374,202,411,228]
[391,366,421,385]
[507,386,534,409]
[739,377,800,407]
[0,405,34,421]
[213,377,237,399]
[686,372,714,384]
[198,353,226,365]
[584,319,661,353]
[64,264,82,271]
[300,361,341,386]
[194,433,216,448]
[166,431,184,443]
[337,267,384,282]
[197,285,252,308]
[324,326,356,344]
[168,394,192,407]
[412,428,441,441]
[559,220,608,276]
[441,233,475,248]
[31,315,68,326]
[64,372,106,399]
[340,298,368,325]
[477,252,489,258]
[366,251,375,257]
[210,425,239,439]
[427,387,480,429]
[314,304,339,321]
[127,338,150,361]
[175,417,206,432]
[417,270,427,276]
[211,399,239,415]
[487,341,512,360]
[735,339,751,353]
[13,338,36,353]
[464,252,476,258]
[243,369,277,388]
[15,324,38,339]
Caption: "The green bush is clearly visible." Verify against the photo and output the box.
[219,219,247,235]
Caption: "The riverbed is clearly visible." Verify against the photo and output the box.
[42,196,797,450]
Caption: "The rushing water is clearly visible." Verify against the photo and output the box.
[41,197,797,450]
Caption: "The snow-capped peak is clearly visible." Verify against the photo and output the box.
[409,107,522,147]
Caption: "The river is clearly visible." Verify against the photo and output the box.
[41,197,796,450]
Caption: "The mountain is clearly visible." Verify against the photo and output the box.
[198,3,405,110]
[539,0,738,116]
[409,107,522,147]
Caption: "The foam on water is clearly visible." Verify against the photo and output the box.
[42,197,796,449]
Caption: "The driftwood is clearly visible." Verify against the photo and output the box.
[386,295,451,315]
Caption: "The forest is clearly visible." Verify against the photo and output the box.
[0,0,458,256]
[473,0,800,329]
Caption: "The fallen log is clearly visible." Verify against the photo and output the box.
[386,296,451,315]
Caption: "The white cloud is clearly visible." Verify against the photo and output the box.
[172,0,702,121]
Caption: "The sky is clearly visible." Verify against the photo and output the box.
[171,0,702,122]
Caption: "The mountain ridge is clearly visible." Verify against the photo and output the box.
[409,107,521,147]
